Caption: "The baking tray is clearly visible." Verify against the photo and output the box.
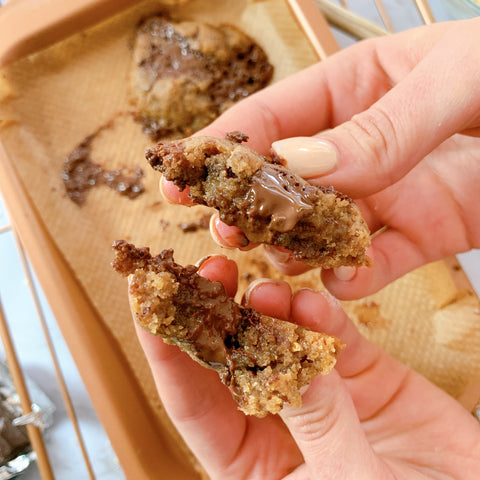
[0,1,322,478]
[0,0,479,478]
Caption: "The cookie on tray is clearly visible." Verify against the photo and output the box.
[130,16,273,140]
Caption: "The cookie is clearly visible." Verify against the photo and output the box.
[146,132,372,268]
[112,240,343,417]
[130,17,273,140]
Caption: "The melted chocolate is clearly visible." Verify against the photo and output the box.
[247,164,316,232]
[112,241,344,417]
[139,18,272,106]
[62,131,145,206]
[138,20,212,81]
[171,264,241,367]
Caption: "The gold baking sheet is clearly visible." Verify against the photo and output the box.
[0,0,479,478]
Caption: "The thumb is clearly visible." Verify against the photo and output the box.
[280,373,386,479]
[274,20,480,198]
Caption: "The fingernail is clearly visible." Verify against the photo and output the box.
[242,278,273,305]
[195,255,212,268]
[333,266,357,282]
[271,137,338,178]
[159,177,195,206]
[210,214,249,249]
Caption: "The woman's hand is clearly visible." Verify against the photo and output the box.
[160,18,480,300]
[135,256,480,479]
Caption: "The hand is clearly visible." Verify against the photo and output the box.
[135,255,480,479]
[160,19,480,300]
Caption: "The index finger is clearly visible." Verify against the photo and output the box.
[157,61,333,206]
[195,60,332,154]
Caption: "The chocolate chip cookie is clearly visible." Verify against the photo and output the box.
[112,240,343,417]
[130,17,273,140]
[146,132,372,268]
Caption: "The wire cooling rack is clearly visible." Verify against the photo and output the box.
[0,195,125,479]
[288,0,438,60]
[0,0,479,479]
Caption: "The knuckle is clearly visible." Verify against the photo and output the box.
[347,106,400,180]
[248,96,284,144]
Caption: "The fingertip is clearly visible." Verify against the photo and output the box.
[160,177,196,206]
[263,245,311,276]
[323,229,430,300]
[242,278,292,321]
[320,245,378,300]
[290,289,340,331]
[209,213,255,250]
[197,254,239,298]
[333,266,357,282]
[321,263,375,300]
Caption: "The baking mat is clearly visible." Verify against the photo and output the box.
[0,0,479,476]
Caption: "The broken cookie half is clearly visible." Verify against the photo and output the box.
[112,240,343,417]
[146,132,371,269]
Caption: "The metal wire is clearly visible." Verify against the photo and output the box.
[0,297,54,479]
[12,229,97,479]
[0,219,97,478]
[374,0,394,32]
[315,0,436,40]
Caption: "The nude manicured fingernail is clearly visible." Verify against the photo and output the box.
[271,137,338,178]
[333,266,357,282]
